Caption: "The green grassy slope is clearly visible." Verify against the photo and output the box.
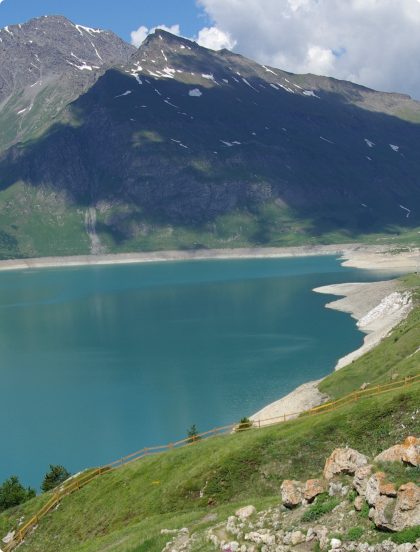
[0,179,419,260]
[1,388,418,552]
[0,276,418,551]
[0,182,90,259]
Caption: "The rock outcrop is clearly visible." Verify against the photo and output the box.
[366,472,397,506]
[304,478,326,502]
[353,465,373,496]
[374,436,420,467]
[324,448,369,479]
[280,480,303,508]
[235,505,256,520]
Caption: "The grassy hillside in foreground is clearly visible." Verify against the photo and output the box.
[0,276,418,552]
[0,388,418,552]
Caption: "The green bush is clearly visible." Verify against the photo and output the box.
[41,465,71,493]
[0,476,35,512]
[345,526,364,541]
[359,501,370,519]
[237,417,253,431]
[391,526,420,544]
[301,493,340,522]
[348,489,358,502]
[187,424,200,444]
[312,541,321,552]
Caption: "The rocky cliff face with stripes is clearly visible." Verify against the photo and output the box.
[0,18,419,258]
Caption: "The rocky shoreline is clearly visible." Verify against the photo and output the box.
[314,281,413,370]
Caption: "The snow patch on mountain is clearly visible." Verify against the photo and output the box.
[399,205,411,218]
[75,24,103,36]
[114,90,132,98]
[242,78,258,92]
[303,90,320,98]
[262,65,276,75]
[202,73,217,84]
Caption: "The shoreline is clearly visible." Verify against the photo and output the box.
[250,379,329,426]
[251,277,415,423]
[313,280,412,369]
[0,243,419,272]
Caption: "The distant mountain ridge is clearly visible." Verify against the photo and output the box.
[0,17,419,258]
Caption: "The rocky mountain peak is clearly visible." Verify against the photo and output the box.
[0,15,135,150]
[142,28,197,48]
[0,14,135,85]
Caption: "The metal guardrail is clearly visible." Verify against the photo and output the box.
[3,373,419,551]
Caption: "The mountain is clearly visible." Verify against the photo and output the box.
[0,23,419,258]
[0,15,135,152]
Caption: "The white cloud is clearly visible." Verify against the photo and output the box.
[196,26,236,50]
[130,22,234,52]
[130,23,181,47]
[197,0,420,98]
[130,26,148,47]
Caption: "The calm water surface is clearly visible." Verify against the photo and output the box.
[0,256,398,486]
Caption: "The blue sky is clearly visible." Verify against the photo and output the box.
[0,0,209,42]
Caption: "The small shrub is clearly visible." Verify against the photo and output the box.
[237,417,253,431]
[359,501,370,519]
[345,526,364,541]
[348,489,358,502]
[41,465,71,493]
[391,526,420,544]
[313,541,321,552]
[0,476,35,512]
[301,493,340,522]
[187,424,200,444]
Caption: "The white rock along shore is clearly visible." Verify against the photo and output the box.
[314,280,413,369]
[251,278,415,424]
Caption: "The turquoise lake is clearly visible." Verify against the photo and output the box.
[0,256,398,487]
